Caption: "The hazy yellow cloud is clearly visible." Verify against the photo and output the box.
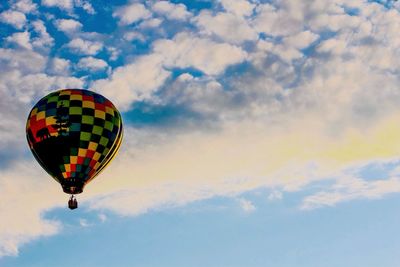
[85,113,400,215]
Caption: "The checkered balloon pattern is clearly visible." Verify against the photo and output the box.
[26,89,123,194]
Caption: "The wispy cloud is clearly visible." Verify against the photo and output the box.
[268,191,283,201]
[238,198,256,213]
[79,219,92,227]
[301,176,400,210]
[98,214,107,222]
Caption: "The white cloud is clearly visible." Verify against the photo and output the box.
[220,0,255,17]
[83,112,400,217]
[0,48,83,170]
[12,0,38,13]
[6,31,32,50]
[316,38,347,55]
[283,30,319,49]
[41,0,94,13]
[74,0,95,14]
[0,161,63,257]
[263,43,304,63]
[301,176,400,210]
[106,46,120,61]
[0,71,83,104]
[309,13,362,33]
[0,10,27,29]
[79,219,91,227]
[54,19,82,34]
[48,57,71,75]
[90,0,400,211]
[77,56,108,71]
[0,44,86,257]
[31,20,54,49]
[98,214,107,222]
[123,31,146,42]
[177,72,194,82]
[94,32,247,110]
[252,3,303,36]
[152,1,192,21]
[113,3,151,25]
[66,38,103,55]
[41,0,74,10]
[0,48,46,73]
[153,32,248,75]
[238,198,256,212]
[268,191,283,201]
[140,18,163,28]
[94,54,170,110]
[160,75,227,115]
[194,11,258,44]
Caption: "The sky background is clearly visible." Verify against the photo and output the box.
[1,0,400,266]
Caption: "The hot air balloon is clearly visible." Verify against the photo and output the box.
[26,89,123,210]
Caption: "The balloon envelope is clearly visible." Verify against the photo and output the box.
[26,89,123,194]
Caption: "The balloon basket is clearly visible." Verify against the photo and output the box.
[68,195,78,210]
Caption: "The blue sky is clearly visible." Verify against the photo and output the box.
[2,0,400,266]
